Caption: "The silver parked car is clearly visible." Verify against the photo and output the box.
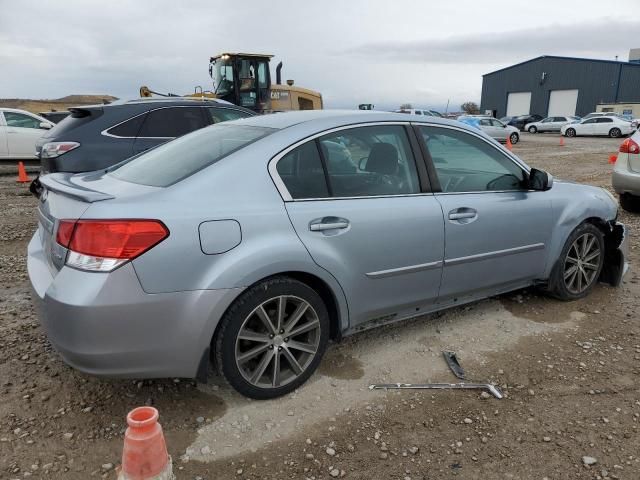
[612,130,640,211]
[525,116,580,134]
[28,111,629,399]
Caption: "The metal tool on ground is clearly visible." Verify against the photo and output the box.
[368,382,503,399]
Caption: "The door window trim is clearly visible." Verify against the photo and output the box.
[101,105,241,139]
[268,121,433,202]
[412,122,534,195]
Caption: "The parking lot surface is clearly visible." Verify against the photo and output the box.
[1,133,639,479]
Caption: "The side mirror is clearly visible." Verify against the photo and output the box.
[39,122,52,129]
[503,124,507,128]
[528,168,553,191]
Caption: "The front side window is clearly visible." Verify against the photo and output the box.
[111,124,274,187]
[419,126,525,193]
[207,107,251,124]
[4,112,41,129]
[582,119,597,124]
[541,117,553,123]
[318,125,420,197]
[490,119,504,127]
[479,119,491,127]
[597,118,613,123]
[138,107,208,138]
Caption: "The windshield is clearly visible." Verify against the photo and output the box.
[213,58,234,97]
[110,124,274,187]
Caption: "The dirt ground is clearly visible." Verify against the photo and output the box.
[0,133,638,480]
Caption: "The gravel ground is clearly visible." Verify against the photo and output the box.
[0,133,638,479]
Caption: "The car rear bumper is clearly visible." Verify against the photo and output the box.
[612,168,640,196]
[27,233,242,379]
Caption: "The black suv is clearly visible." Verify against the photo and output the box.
[506,114,543,131]
[36,98,254,173]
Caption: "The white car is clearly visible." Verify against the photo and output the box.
[525,116,580,134]
[561,117,634,138]
[394,108,435,117]
[458,116,520,144]
[0,108,54,159]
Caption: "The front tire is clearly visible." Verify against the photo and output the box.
[509,132,519,144]
[547,223,604,300]
[609,128,622,138]
[215,277,329,399]
[528,126,537,133]
[565,128,576,137]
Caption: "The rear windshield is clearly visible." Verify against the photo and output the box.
[109,124,274,187]
[43,108,103,137]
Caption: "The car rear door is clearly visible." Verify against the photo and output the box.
[275,123,445,329]
[3,111,47,158]
[133,106,209,154]
[0,113,8,157]
[415,124,553,301]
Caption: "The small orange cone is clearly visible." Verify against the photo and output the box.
[608,154,617,164]
[559,136,565,147]
[118,407,173,480]
[17,162,30,183]
[505,135,513,151]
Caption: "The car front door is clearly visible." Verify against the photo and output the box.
[133,106,209,154]
[276,124,445,328]
[0,113,8,157]
[3,111,48,158]
[490,119,509,139]
[595,118,613,135]
[578,118,597,135]
[415,124,553,302]
[538,117,553,132]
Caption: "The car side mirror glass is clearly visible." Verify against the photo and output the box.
[528,168,553,191]
[39,122,52,129]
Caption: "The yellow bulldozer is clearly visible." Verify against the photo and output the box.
[140,53,323,113]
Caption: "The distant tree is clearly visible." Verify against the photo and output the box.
[399,103,413,110]
[461,101,480,114]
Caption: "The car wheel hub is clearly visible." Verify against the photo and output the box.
[235,295,321,389]
[563,233,601,294]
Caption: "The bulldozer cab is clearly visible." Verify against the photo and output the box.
[209,53,272,113]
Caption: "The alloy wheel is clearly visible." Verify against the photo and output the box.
[563,233,601,294]
[566,128,576,137]
[234,295,321,389]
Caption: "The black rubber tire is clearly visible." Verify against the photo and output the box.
[547,223,605,301]
[609,128,622,138]
[565,128,576,137]
[509,132,519,144]
[620,193,640,213]
[528,126,537,133]
[214,276,330,399]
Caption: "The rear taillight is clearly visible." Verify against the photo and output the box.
[40,142,80,159]
[56,220,169,272]
[620,138,639,154]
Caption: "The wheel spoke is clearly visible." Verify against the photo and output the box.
[564,265,578,280]
[565,256,579,265]
[567,268,578,291]
[582,261,599,271]
[286,340,317,354]
[237,343,270,364]
[576,268,583,292]
[584,250,600,263]
[288,319,320,338]
[237,329,271,343]
[255,305,277,334]
[272,350,281,387]
[583,236,595,257]
[275,296,286,332]
[250,350,274,384]
[282,347,303,375]
[283,302,309,334]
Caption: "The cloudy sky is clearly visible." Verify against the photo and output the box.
[0,0,638,111]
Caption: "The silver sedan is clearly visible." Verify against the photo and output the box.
[28,110,629,399]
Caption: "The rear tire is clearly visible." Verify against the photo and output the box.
[565,128,576,137]
[528,126,537,133]
[214,276,329,399]
[509,132,519,144]
[620,193,640,213]
[547,223,604,301]
[609,128,622,138]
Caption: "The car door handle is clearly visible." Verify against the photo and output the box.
[449,212,476,220]
[309,217,350,232]
[448,208,477,224]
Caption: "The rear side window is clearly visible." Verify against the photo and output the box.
[110,124,274,187]
[106,113,146,137]
[207,107,252,124]
[277,142,329,199]
[137,107,208,138]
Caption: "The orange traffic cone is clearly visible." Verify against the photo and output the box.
[608,154,617,164]
[118,407,173,480]
[17,162,30,183]
[505,135,513,151]
[559,136,565,147]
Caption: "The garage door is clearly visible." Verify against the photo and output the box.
[506,92,531,116]
[548,89,578,116]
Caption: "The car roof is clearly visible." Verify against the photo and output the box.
[232,109,466,130]
[69,97,248,111]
